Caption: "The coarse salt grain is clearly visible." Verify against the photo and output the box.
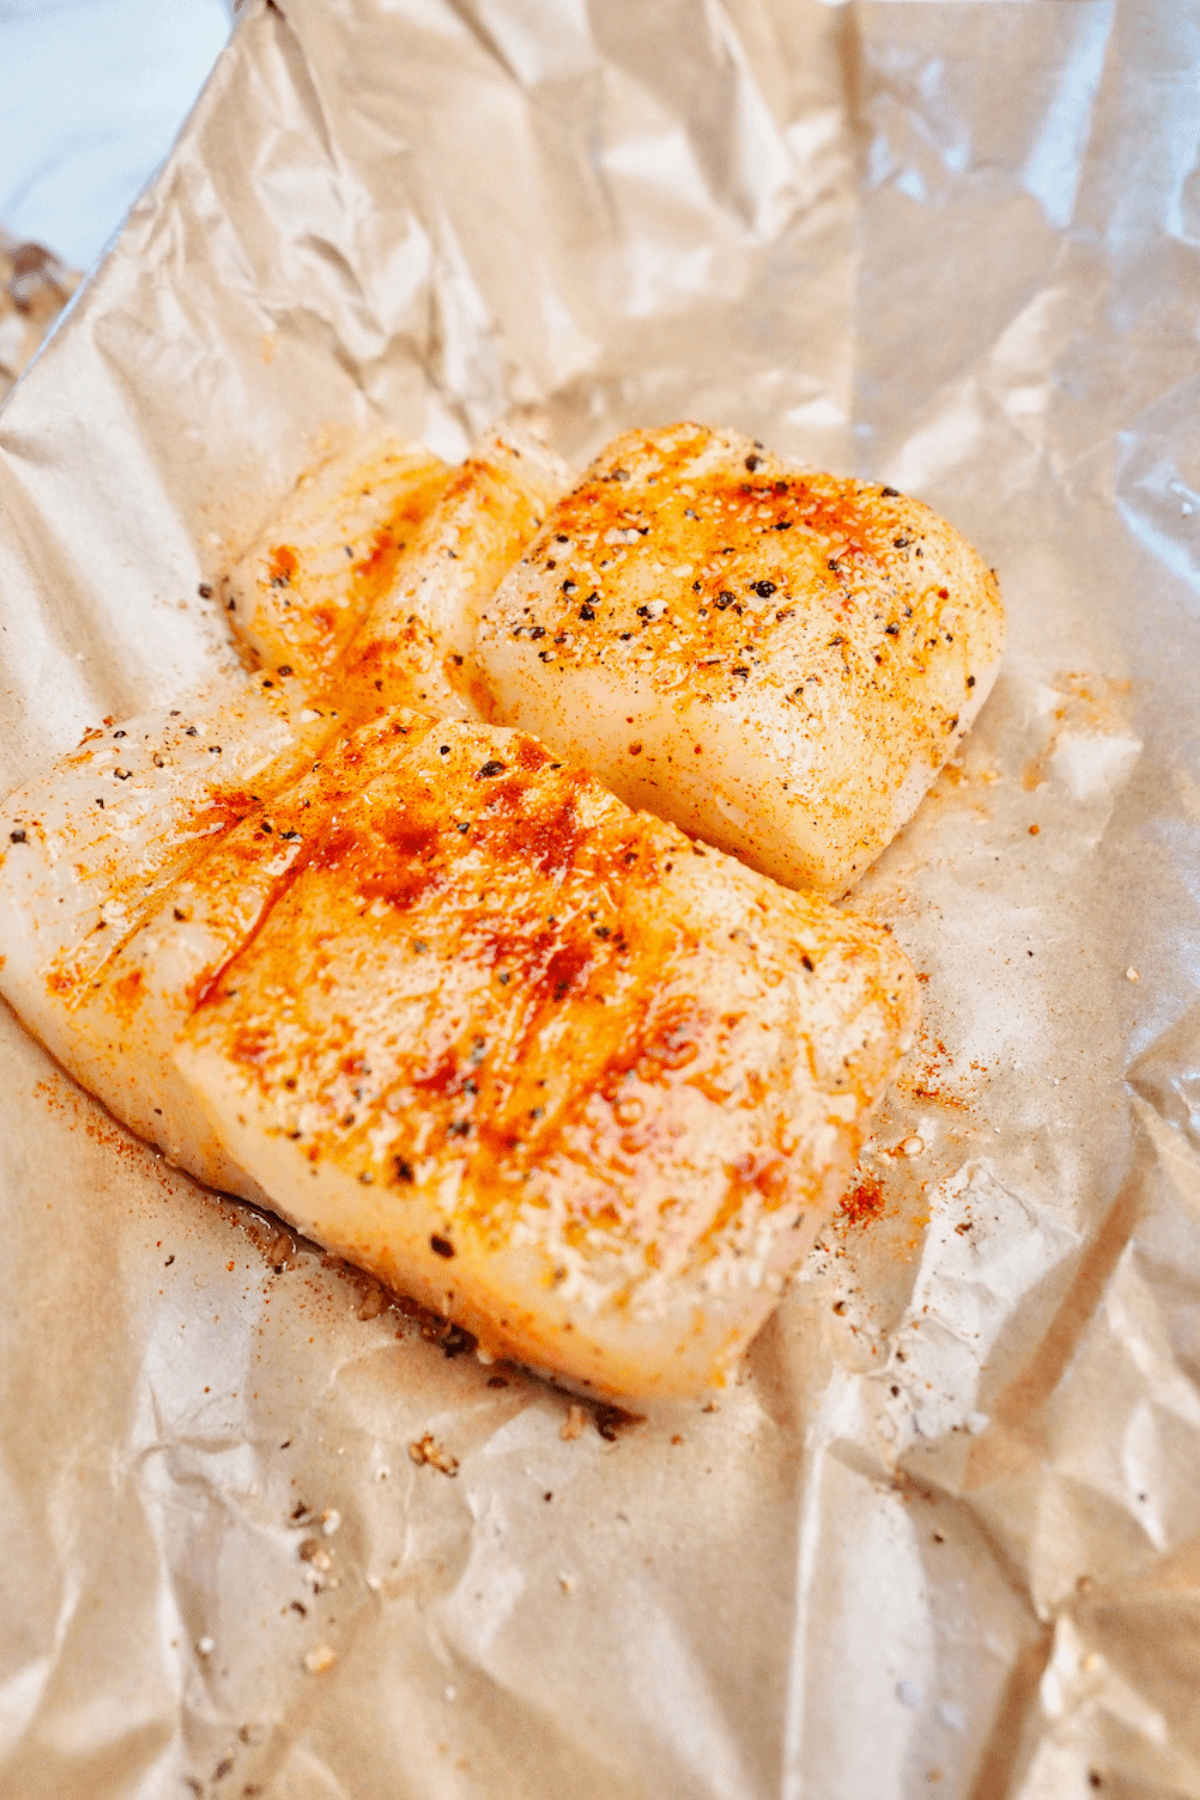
[1126,967,1140,982]
[900,1135,924,1157]
[197,1637,214,1657]
[304,1645,338,1675]
[321,1509,341,1536]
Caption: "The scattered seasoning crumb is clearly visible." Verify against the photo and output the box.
[1126,966,1140,982]
[560,1403,587,1441]
[1028,823,1039,835]
[196,1636,215,1657]
[839,1172,885,1226]
[304,1644,338,1676]
[321,1509,341,1536]
[595,1403,644,1441]
[298,1538,332,1571]
[409,1434,459,1476]
[357,1287,385,1321]
[900,1135,924,1158]
[559,1574,575,1594]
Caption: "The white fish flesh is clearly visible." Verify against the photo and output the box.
[474,422,1005,896]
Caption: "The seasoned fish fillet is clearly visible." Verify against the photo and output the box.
[474,422,1004,896]
[177,713,917,1397]
[0,676,336,1196]
[331,424,568,724]
[223,423,568,723]
[222,434,451,686]
[0,705,916,1397]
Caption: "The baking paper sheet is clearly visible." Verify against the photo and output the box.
[1,2,1198,1796]
[0,231,80,414]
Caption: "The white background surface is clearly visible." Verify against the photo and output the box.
[0,0,230,269]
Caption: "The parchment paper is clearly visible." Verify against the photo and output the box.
[2,3,1198,1796]
[0,231,80,407]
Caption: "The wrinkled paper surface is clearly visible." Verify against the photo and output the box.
[0,230,81,407]
[2,2,1198,1796]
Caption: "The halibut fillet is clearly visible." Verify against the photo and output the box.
[475,422,1004,896]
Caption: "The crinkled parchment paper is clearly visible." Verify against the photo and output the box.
[0,231,81,407]
[1,3,1198,1796]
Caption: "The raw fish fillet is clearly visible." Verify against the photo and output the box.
[226,424,568,722]
[0,676,335,1197]
[222,434,451,686]
[474,422,1005,896]
[332,425,567,723]
[0,705,916,1397]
